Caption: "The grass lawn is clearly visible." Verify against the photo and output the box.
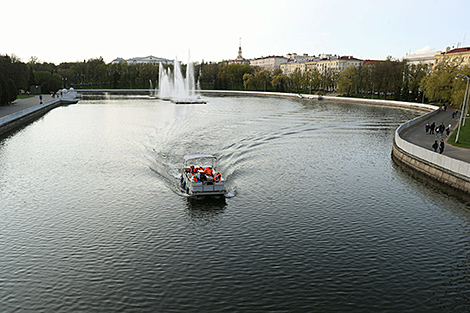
[449,118,470,149]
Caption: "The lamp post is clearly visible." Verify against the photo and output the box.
[456,74,469,143]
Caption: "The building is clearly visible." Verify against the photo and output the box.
[111,55,173,65]
[403,51,435,66]
[434,46,470,69]
[228,38,250,64]
[286,53,315,61]
[280,55,363,76]
[250,56,288,72]
[280,59,308,75]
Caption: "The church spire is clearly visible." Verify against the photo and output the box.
[237,37,244,61]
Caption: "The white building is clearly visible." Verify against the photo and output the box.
[286,53,315,61]
[111,55,173,65]
[250,56,289,72]
[403,51,435,66]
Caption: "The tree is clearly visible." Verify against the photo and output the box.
[6,78,17,103]
[254,70,271,91]
[200,62,221,89]
[218,63,253,90]
[421,60,457,103]
[451,67,470,106]
[0,74,9,105]
[289,68,304,92]
[337,66,357,96]
[243,73,255,90]
[272,72,289,92]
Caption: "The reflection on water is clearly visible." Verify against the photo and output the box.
[0,94,469,312]
[185,198,227,221]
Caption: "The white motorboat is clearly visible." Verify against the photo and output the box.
[181,154,226,199]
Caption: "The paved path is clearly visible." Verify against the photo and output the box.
[0,95,56,118]
[401,110,469,163]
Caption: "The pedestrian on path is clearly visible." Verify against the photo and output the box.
[446,124,451,137]
[430,122,435,135]
[432,140,438,152]
[425,123,430,133]
[39,95,43,104]
[439,139,445,154]
[438,123,445,137]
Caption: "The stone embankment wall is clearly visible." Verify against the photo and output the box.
[0,98,77,137]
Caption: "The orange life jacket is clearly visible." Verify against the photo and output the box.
[204,167,213,176]
[214,173,221,182]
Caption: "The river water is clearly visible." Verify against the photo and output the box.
[1,94,469,312]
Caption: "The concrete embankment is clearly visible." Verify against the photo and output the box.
[0,96,78,137]
[391,109,470,194]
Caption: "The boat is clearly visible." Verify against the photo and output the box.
[181,154,226,199]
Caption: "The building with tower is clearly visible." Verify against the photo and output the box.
[228,38,249,64]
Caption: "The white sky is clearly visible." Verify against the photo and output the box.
[2,0,470,64]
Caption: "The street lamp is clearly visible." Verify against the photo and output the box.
[455,74,470,143]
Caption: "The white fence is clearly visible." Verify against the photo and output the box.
[394,109,470,179]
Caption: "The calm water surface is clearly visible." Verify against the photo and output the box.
[1,94,469,312]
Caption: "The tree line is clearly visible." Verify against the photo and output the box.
[1,53,469,107]
[336,57,470,106]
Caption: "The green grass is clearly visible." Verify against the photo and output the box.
[449,118,470,149]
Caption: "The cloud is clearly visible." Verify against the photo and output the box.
[415,46,435,54]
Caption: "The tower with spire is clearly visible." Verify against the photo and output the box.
[236,37,244,61]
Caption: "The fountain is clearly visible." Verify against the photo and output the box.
[157,57,206,104]
[149,80,156,98]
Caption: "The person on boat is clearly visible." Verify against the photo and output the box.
[198,172,207,182]
[190,166,197,173]
[204,167,213,176]
[214,173,221,182]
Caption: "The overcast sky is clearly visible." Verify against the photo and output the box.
[2,0,470,64]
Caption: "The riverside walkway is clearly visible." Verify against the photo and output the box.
[400,109,469,163]
[0,95,56,118]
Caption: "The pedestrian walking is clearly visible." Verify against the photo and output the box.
[439,123,445,137]
[439,139,445,154]
[446,124,451,137]
[39,95,43,104]
[432,140,439,152]
[452,110,456,118]
[430,122,435,135]
[425,123,430,133]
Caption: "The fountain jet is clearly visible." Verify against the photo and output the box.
[157,56,205,104]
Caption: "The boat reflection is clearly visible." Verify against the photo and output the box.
[184,197,227,220]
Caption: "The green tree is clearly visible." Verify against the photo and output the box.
[218,63,253,90]
[421,60,457,103]
[243,73,255,90]
[337,66,357,96]
[272,72,289,92]
[452,67,470,106]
